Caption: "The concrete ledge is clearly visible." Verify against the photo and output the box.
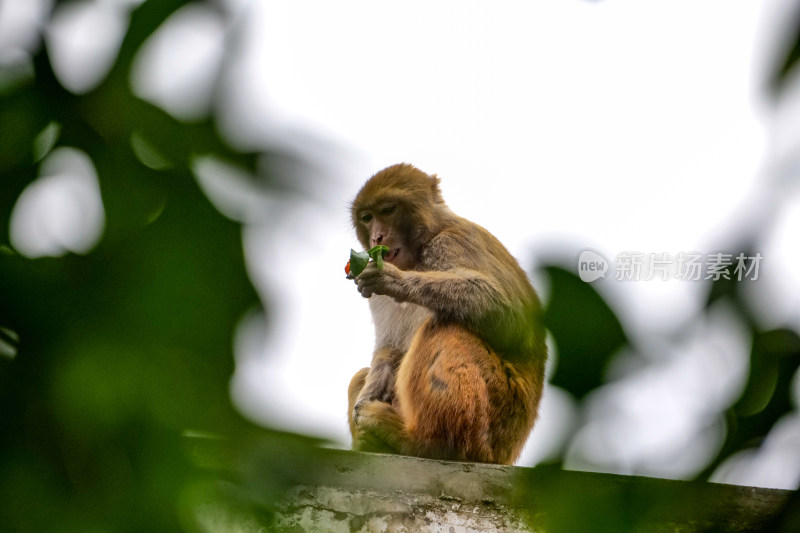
[186,440,796,532]
[273,451,528,532]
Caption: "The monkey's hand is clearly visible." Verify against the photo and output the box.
[353,380,394,423]
[353,392,393,424]
[355,261,405,299]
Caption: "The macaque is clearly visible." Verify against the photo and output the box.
[347,163,547,465]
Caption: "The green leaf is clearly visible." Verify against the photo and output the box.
[541,265,627,399]
[349,249,370,277]
[348,246,388,277]
[771,16,800,94]
[367,245,389,270]
[32,121,61,162]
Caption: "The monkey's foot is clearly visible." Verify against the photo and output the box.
[352,400,410,455]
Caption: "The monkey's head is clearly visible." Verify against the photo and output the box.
[351,163,446,270]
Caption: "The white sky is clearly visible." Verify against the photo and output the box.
[4,0,800,489]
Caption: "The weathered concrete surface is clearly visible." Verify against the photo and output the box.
[270,450,531,532]
[265,450,794,533]
[274,485,530,532]
[185,441,796,533]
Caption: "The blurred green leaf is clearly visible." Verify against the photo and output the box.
[700,328,800,480]
[541,266,628,399]
[771,7,800,94]
[517,465,792,533]
[32,122,61,162]
[0,1,322,531]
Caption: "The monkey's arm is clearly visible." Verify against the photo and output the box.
[355,346,400,409]
[355,262,501,324]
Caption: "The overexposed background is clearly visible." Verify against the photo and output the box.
[4,0,800,489]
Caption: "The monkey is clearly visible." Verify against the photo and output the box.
[346,163,547,465]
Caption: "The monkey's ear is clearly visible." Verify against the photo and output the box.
[429,174,444,204]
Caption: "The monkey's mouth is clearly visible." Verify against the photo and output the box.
[384,248,401,263]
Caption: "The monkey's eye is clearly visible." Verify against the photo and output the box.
[360,213,373,223]
[380,205,396,215]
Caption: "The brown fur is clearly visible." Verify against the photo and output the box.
[347,163,546,464]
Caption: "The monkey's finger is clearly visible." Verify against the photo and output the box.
[359,262,380,276]
[356,269,381,286]
[356,281,373,298]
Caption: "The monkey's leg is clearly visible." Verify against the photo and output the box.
[347,367,369,440]
[356,321,498,462]
[486,359,543,465]
[349,357,404,455]
[352,346,401,416]
[395,321,496,463]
